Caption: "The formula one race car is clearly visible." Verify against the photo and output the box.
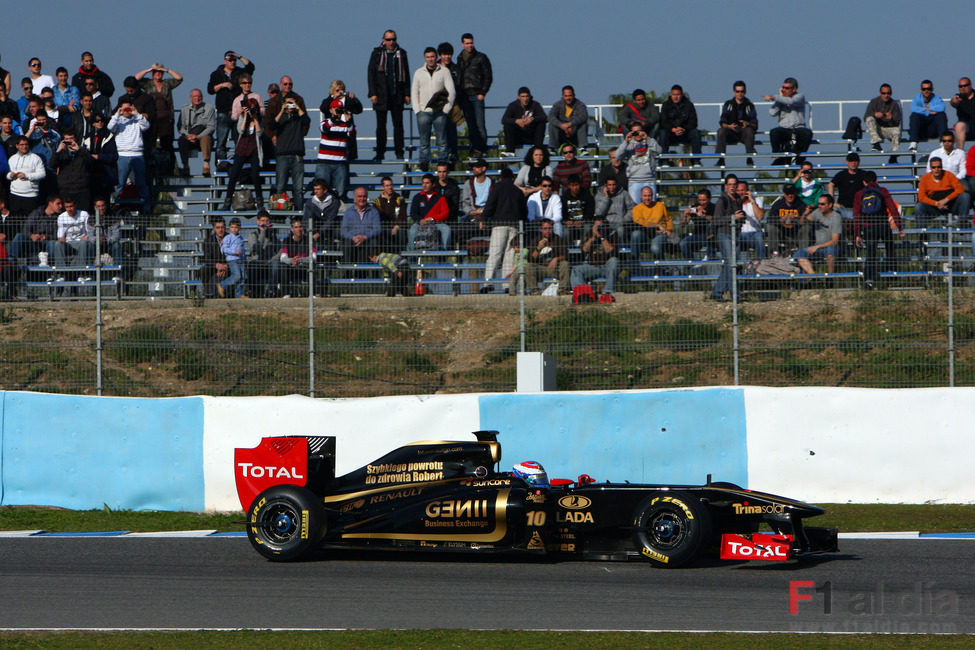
[235,432,838,567]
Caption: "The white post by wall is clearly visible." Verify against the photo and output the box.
[516,352,556,392]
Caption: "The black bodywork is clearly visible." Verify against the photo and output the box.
[239,431,838,566]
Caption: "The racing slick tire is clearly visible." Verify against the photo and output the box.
[247,485,325,561]
[633,491,711,568]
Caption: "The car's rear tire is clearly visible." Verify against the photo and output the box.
[633,491,710,568]
[247,485,325,561]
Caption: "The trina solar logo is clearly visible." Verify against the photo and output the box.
[732,501,785,515]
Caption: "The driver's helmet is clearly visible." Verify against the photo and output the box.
[512,461,549,488]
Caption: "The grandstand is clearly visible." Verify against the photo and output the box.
[10,98,975,301]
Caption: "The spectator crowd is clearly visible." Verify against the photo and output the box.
[2,37,975,301]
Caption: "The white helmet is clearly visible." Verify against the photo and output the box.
[512,461,549,488]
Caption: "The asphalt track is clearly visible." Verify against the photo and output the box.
[0,538,972,633]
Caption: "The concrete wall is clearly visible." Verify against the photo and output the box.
[1,387,972,511]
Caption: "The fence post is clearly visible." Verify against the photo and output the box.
[308,214,316,397]
[519,220,526,353]
[948,222,955,387]
[731,208,740,386]
[95,205,103,396]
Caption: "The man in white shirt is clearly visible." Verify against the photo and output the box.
[5,136,45,214]
[926,131,966,180]
[107,100,150,213]
[737,180,766,258]
[411,47,455,171]
[51,197,94,272]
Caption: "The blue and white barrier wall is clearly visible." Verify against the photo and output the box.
[1,387,973,511]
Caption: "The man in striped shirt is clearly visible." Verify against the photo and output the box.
[316,100,353,202]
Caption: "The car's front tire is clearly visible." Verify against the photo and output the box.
[247,485,325,561]
[633,491,710,568]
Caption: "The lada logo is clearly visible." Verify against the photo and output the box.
[558,495,592,510]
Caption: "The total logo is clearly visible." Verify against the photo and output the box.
[720,533,793,561]
[237,462,305,479]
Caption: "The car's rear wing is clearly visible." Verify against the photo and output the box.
[235,436,336,511]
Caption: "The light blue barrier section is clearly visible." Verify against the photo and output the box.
[1,392,204,510]
[478,389,747,485]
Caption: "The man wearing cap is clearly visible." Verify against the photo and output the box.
[316,99,353,202]
[461,157,492,222]
[766,183,809,256]
[206,50,255,170]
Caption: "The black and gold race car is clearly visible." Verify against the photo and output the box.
[235,431,837,567]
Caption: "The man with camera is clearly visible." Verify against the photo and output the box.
[570,218,620,302]
[107,100,150,213]
[272,88,310,209]
[51,131,93,212]
[177,89,215,177]
[316,100,354,202]
[615,123,661,204]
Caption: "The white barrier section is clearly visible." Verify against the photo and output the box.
[744,387,975,504]
[202,393,481,511]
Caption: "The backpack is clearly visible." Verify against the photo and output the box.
[753,257,799,275]
[859,187,885,218]
[231,189,256,211]
[842,116,862,141]
[573,283,596,304]
[412,223,442,250]
[270,192,294,211]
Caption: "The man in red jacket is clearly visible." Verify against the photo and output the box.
[408,173,450,249]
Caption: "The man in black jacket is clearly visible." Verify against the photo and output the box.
[71,52,115,99]
[500,87,545,157]
[51,132,93,212]
[480,166,526,291]
[206,51,254,170]
[202,217,227,298]
[367,30,410,161]
[659,84,701,159]
[456,33,492,156]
